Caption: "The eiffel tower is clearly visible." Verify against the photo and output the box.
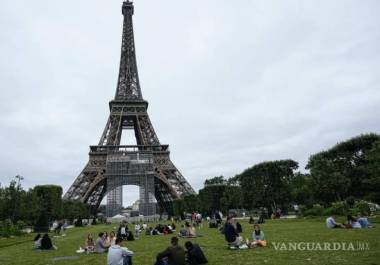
[64,0,195,217]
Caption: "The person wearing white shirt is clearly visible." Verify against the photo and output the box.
[326,216,344,228]
[134,224,141,238]
[107,237,134,265]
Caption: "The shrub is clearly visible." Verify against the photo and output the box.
[330,201,349,215]
[0,219,21,237]
[354,201,371,216]
[303,204,324,216]
[345,196,356,208]
[322,207,335,216]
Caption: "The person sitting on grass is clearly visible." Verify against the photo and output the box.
[41,233,56,250]
[107,237,134,265]
[163,225,173,235]
[33,234,42,249]
[104,231,111,246]
[118,223,128,240]
[146,227,152,235]
[358,215,373,228]
[135,223,141,239]
[326,215,344,228]
[224,216,241,248]
[155,236,185,265]
[95,232,110,253]
[179,225,189,237]
[127,231,135,241]
[185,241,208,265]
[85,233,95,253]
[236,221,242,234]
[188,224,197,237]
[109,231,117,246]
[345,215,362,229]
[248,224,267,248]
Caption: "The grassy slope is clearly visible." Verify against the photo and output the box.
[0,217,379,265]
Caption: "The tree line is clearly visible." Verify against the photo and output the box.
[173,133,380,216]
[0,180,90,235]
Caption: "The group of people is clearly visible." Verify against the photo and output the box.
[33,233,56,250]
[82,231,134,265]
[224,216,267,249]
[83,228,208,265]
[326,215,373,229]
[155,236,207,265]
[118,223,136,241]
[145,223,177,236]
[52,220,67,235]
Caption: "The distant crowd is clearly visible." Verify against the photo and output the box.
[31,210,375,265]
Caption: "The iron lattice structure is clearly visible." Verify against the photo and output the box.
[64,1,195,216]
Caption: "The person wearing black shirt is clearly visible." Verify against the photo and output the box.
[185,241,208,265]
[224,217,241,247]
[41,233,54,250]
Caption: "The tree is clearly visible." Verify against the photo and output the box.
[288,173,315,207]
[236,159,299,214]
[34,185,63,222]
[173,199,185,217]
[204,176,226,186]
[198,184,227,215]
[220,185,242,213]
[306,133,380,205]
[361,140,380,203]
[62,200,90,222]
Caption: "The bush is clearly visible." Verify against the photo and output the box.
[0,219,23,237]
[345,196,356,208]
[331,201,349,215]
[354,201,371,216]
[303,204,324,216]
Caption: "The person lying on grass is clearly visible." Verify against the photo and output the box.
[248,224,267,248]
[155,236,185,265]
[107,237,134,265]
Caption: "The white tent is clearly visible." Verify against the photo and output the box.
[109,214,127,223]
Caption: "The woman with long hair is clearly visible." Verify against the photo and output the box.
[85,233,95,253]
[249,224,267,248]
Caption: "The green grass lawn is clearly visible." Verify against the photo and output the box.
[0,217,379,265]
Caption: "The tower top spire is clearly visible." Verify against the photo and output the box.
[122,0,134,15]
[115,0,142,100]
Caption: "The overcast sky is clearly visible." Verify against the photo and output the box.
[0,0,379,206]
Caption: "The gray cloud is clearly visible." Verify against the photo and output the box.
[1,0,379,205]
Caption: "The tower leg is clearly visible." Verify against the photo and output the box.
[106,186,123,217]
